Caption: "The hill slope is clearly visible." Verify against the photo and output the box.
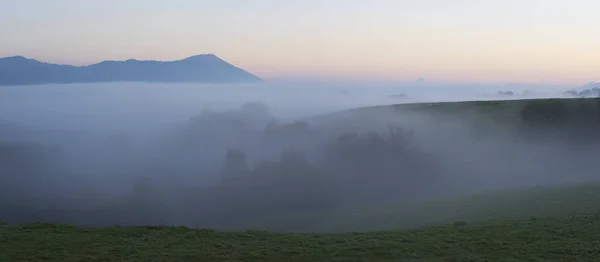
[312,97,600,141]
[317,97,599,126]
[0,54,262,85]
[2,212,599,261]
[254,182,600,233]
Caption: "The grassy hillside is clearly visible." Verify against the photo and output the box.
[249,182,600,233]
[332,97,597,119]
[315,97,600,133]
[3,182,600,261]
[2,212,600,261]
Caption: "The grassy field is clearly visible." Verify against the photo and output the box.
[344,97,598,118]
[315,97,600,132]
[2,212,600,261]
[2,182,600,261]
[250,182,600,233]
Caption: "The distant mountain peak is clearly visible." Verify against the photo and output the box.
[0,56,30,62]
[182,53,220,61]
[0,54,262,85]
[2,55,26,60]
[187,53,215,57]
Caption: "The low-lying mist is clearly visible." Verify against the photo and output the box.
[1,81,599,232]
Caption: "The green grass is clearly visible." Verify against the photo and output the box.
[4,183,599,261]
[315,97,600,131]
[360,97,597,117]
[2,212,600,261]
[249,182,600,233]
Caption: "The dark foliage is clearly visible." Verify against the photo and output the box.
[519,99,600,142]
[0,112,440,229]
[320,126,441,206]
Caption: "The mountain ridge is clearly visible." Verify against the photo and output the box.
[0,54,262,85]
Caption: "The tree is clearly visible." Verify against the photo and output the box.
[320,126,441,206]
[220,149,249,180]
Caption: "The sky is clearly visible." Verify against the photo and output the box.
[0,0,599,84]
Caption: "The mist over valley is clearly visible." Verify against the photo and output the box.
[1,80,599,232]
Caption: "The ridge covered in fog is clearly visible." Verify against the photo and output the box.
[2,81,600,232]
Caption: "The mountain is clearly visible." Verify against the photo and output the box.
[0,54,262,85]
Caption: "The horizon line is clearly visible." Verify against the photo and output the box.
[1,54,596,86]
[0,53,221,66]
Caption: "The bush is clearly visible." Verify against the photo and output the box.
[320,126,442,206]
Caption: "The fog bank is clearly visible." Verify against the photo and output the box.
[1,81,598,232]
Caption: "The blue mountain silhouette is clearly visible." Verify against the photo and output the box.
[0,54,262,85]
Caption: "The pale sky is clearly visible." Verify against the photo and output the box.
[0,0,599,83]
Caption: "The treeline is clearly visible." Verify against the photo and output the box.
[111,122,445,228]
[519,98,600,142]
